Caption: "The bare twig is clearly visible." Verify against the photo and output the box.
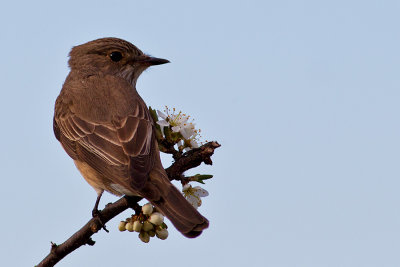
[166,141,221,182]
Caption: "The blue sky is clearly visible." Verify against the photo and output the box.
[1,1,400,266]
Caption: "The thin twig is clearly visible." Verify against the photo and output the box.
[166,141,221,181]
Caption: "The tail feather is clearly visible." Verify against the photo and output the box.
[144,168,209,238]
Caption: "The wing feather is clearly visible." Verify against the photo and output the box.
[117,116,140,142]
[71,116,95,134]
[94,125,121,145]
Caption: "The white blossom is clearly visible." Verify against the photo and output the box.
[180,123,196,139]
[183,128,201,151]
[156,108,191,135]
[182,184,209,209]
[156,107,203,151]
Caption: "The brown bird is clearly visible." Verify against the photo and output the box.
[53,37,209,238]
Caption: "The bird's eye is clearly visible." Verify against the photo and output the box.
[109,51,123,62]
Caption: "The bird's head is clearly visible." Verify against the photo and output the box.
[68,37,169,86]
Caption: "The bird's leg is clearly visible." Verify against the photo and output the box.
[91,192,109,233]
[91,193,102,217]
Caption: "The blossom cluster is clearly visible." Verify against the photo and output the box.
[156,107,202,151]
[118,203,168,243]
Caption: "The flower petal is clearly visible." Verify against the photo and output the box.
[171,126,181,132]
[186,195,201,209]
[182,126,196,138]
[157,110,168,119]
[190,139,199,148]
[157,120,170,127]
[193,187,209,197]
[180,128,192,139]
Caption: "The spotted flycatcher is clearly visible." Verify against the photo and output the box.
[53,37,208,237]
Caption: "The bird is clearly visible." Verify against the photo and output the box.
[53,37,209,238]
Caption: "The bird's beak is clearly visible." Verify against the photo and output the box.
[139,56,170,66]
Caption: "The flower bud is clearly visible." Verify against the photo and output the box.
[156,229,169,240]
[148,212,164,225]
[182,184,191,192]
[125,222,134,232]
[142,203,153,215]
[133,221,142,232]
[142,221,154,232]
[139,231,150,243]
[148,230,156,237]
[118,221,126,232]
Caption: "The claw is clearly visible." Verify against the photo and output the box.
[91,193,109,233]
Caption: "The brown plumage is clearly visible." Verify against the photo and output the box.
[53,37,208,238]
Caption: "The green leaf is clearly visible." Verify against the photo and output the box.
[154,127,163,141]
[192,174,213,184]
[195,174,213,180]
[149,106,159,123]
[171,132,182,143]
[164,126,172,141]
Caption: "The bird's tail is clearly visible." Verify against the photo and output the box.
[142,166,209,238]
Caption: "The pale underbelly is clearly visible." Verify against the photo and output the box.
[74,160,138,196]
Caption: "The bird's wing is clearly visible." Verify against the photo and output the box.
[54,76,154,191]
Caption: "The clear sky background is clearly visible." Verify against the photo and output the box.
[0,1,399,266]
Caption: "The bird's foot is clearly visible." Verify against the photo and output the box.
[92,208,109,233]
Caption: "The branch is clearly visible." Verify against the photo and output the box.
[36,141,220,267]
[166,141,221,182]
[36,196,141,267]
